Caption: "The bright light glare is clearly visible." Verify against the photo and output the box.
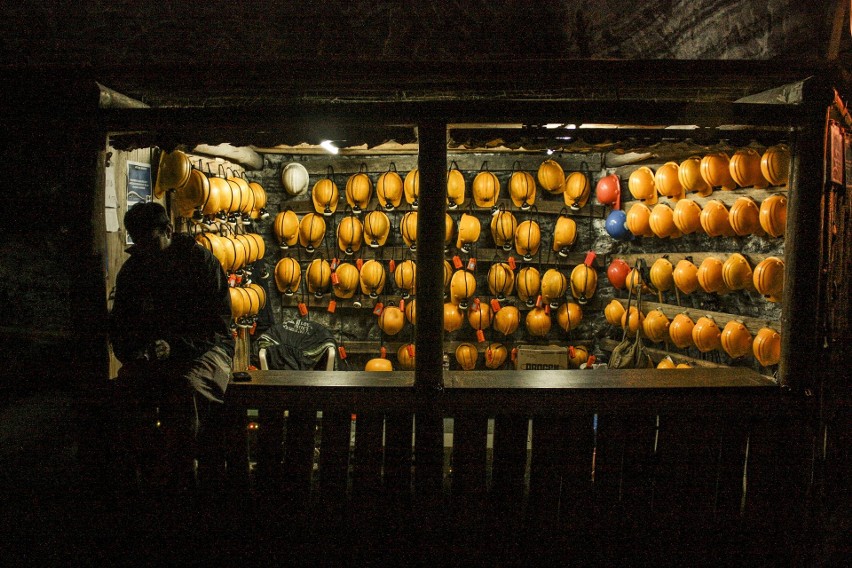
[320,140,339,154]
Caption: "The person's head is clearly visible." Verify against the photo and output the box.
[124,202,173,252]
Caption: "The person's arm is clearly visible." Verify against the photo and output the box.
[109,266,149,364]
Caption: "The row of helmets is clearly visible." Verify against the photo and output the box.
[273,207,584,260]
[280,159,595,215]
[606,254,785,301]
[195,231,266,274]
[605,194,787,241]
[604,301,781,366]
[157,151,269,220]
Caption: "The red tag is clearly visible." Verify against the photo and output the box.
[535,295,542,308]
[389,259,396,273]
[507,256,517,270]
[474,297,481,307]
[584,250,597,266]
[511,347,518,361]
[586,355,596,367]
[453,255,463,269]
[338,345,348,360]
[356,258,364,270]
[399,299,405,311]
[568,345,576,358]
[235,274,243,286]
[331,272,340,285]
[486,347,493,362]
[228,274,237,287]
[476,329,486,343]
[250,321,257,335]
[380,346,387,359]
[327,300,336,313]
[544,304,551,315]
[373,302,384,316]
[490,299,502,313]
[330,257,340,270]
[467,257,477,271]
[407,344,415,357]
[298,302,308,316]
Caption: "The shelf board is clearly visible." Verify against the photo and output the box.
[613,297,780,335]
[598,338,727,368]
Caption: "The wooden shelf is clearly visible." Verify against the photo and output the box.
[619,186,788,210]
[613,298,780,335]
[598,338,727,368]
[615,251,780,266]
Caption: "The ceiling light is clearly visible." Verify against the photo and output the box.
[320,140,339,154]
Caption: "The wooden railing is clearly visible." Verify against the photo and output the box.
[219,368,806,563]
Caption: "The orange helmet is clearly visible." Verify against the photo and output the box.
[456,343,479,370]
[654,162,685,201]
[485,343,509,369]
[628,166,658,204]
[473,169,501,209]
[376,166,403,211]
[311,177,339,216]
[541,268,568,308]
[552,214,578,258]
[467,301,493,331]
[444,213,456,251]
[722,253,754,292]
[405,298,417,325]
[394,259,417,298]
[729,197,764,237]
[515,219,541,260]
[273,209,300,249]
[759,194,787,238]
[669,313,696,348]
[568,345,590,369]
[700,153,736,191]
[678,156,712,197]
[626,202,655,237]
[605,299,626,326]
[298,213,327,253]
[697,257,727,294]
[642,309,670,343]
[493,305,521,336]
[657,357,676,369]
[508,169,536,209]
[649,257,675,293]
[525,307,552,337]
[456,213,482,253]
[449,269,477,308]
[404,168,420,208]
[563,172,591,210]
[306,258,331,297]
[363,209,390,248]
[359,259,387,298]
[378,305,405,336]
[570,263,598,304]
[397,343,416,370]
[345,167,373,213]
[729,148,768,189]
[333,262,360,299]
[537,159,565,194]
[673,199,703,235]
[753,256,785,301]
[446,165,466,209]
[365,358,393,371]
[761,144,791,186]
[274,257,302,296]
[443,302,464,333]
[337,215,363,256]
[557,302,583,332]
[649,204,681,239]
[692,316,722,353]
[490,209,517,251]
[753,327,781,366]
[673,259,699,294]
[621,306,645,337]
[721,320,753,359]
[400,210,418,251]
[700,200,735,237]
[487,262,515,300]
[515,266,541,306]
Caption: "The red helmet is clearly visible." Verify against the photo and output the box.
[595,174,621,210]
[606,258,630,290]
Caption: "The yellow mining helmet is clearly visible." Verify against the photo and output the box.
[443,302,464,333]
[444,213,456,251]
[669,313,696,349]
[456,212,481,253]
[537,159,565,194]
[467,301,493,331]
[404,168,420,208]
[363,209,390,248]
[721,320,753,359]
[700,152,737,191]
[697,257,727,294]
[333,262,360,299]
[649,257,675,293]
[298,213,327,253]
[729,196,764,237]
[446,165,466,209]
[405,298,417,325]
[273,209,299,249]
[563,172,591,210]
[673,198,703,235]
[761,144,791,186]
[311,177,339,216]
[552,214,578,258]
[514,219,541,261]
[345,166,373,214]
[541,268,568,308]
[487,262,515,300]
[525,307,552,337]
[336,214,364,256]
[378,305,405,336]
[642,309,670,343]
[485,343,508,369]
[365,358,393,371]
[376,165,403,211]
[678,156,712,197]
[397,343,415,370]
[557,302,582,332]
[156,149,192,196]
[759,194,787,238]
[490,209,517,251]
[628,166,658,205]
[753,327,781,366]
[509,170,536,209]
[456,343,479,370]
[626,202,655,237]
[359,259,386,298]
[753,256,785,302]
[722,253,755,292]
[700,200,735,237]
[692,316,722,353]
[729,148,768,189]
[654,162,685,201]
[649,204,681,239]
[493,305,521,336]
[673,259,699,294]
[450,269,477,308]
[401,211,418,251]
[605,299,626,326]
[515,266,541,306]
[274,257,302,296]
[621,306,645,337]
[570,262,598,305]
[307,258,331,297]
[394,259,417,298]
[473,168,500,209]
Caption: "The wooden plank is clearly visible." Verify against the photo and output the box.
[616,251,779,270]
[451,414,488,496]
[599,338,728,368]
[611,298,781,337]
[383,411,413,496]
[281,408,317,501]
[254,406,285,494]
[317,409,352,503]
[222,404,250,493]
[350,412,384,495]
[617,412,658,532]
[490,414,529,499]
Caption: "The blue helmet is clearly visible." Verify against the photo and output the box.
[605,210,634,241]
